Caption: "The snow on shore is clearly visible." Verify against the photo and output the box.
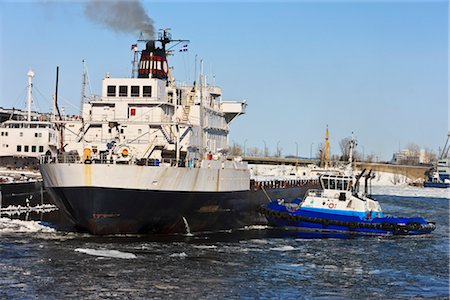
[372,185,449,199]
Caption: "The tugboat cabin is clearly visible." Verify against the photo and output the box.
[320,174,352,192]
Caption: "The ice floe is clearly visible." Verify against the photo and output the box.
[74,248,137,259]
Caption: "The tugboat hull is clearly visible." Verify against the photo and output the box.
[260,201,436,236]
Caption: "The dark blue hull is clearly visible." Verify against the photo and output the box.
[260,201,436,236]
[423,181,450,188]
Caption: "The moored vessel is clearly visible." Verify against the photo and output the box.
[424,132,449,188]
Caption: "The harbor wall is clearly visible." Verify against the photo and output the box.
[355,162,428,181]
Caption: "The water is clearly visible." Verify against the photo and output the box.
[0,190,448,299]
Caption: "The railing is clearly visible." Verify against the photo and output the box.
[252,178,320,191]
[40,154,205,169]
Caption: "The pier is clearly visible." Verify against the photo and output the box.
[236,156,430,181]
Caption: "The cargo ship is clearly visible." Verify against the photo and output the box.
[39,30,318,234]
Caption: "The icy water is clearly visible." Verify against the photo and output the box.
[0,188,448,299]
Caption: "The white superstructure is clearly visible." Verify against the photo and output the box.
[0,70,58,168]
[63,33,245,165]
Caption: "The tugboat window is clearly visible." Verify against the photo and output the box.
[143,86,152,97]
[17,145,21,152]
[131,86,139,97]
[32,146,36,152]
[323,179,329,189]
[107,85,116,97]
[119,85,128,97]
[337,179,343,190]
[39,146,44,152]
[330,179,336,190]
[24,145,29,152]
[343,180,349,191]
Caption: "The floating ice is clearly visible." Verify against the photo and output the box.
[75,248,137,259]
[0,217,55,234]
[192,245,217,249]
[170,252,187,258]
[241,225,270,230]
[269,245,296,251]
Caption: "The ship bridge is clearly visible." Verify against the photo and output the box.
[220,101,247,124]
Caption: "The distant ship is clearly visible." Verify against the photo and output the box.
[39,29,318,234]
[0,70,61,221]
[424,132,450,188]
[0,70,58,168]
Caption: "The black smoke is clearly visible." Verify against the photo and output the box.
[85,0,154,39]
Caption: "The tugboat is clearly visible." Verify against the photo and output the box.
[260,136,436,236]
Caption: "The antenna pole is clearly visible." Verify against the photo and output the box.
[325,125,329,169]
[27,69,34,122]
[199,59,204,157]
[81,59,87,113]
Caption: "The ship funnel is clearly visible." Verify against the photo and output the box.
[138,40,168,80]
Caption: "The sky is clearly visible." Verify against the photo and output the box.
[0,0,448,161]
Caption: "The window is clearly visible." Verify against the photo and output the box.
[330,179,336,190]
[143,86,152,97]
[343,180,349,191]
[39,146,44,152]
[5,132,8,136]
[119,85,128,97]
[35,133,38,137]
[138,129,142,134]
[1,132,3,136]
[24,145,29,152]
[337,179,343,190]
[20,132,23,137]
[107,85,116,97]
[131,86,139,97]
[17,145,22,152]
[32,145,36,152]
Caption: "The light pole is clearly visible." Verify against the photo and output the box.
[295,142,299,158]
[277,141,280,157]
[310,142,314,159]
[263,140,267,157]
[244,139,248,157]
[361,145,365,162]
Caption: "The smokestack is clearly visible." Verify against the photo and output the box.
[84,0,154,39]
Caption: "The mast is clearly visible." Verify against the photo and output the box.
[27,69,34,122]
[131,44,139,78]
[325,125,329,169]
[199,59,205,157]
[81,59,87,113]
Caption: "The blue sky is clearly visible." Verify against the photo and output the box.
[0,1,448,160]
